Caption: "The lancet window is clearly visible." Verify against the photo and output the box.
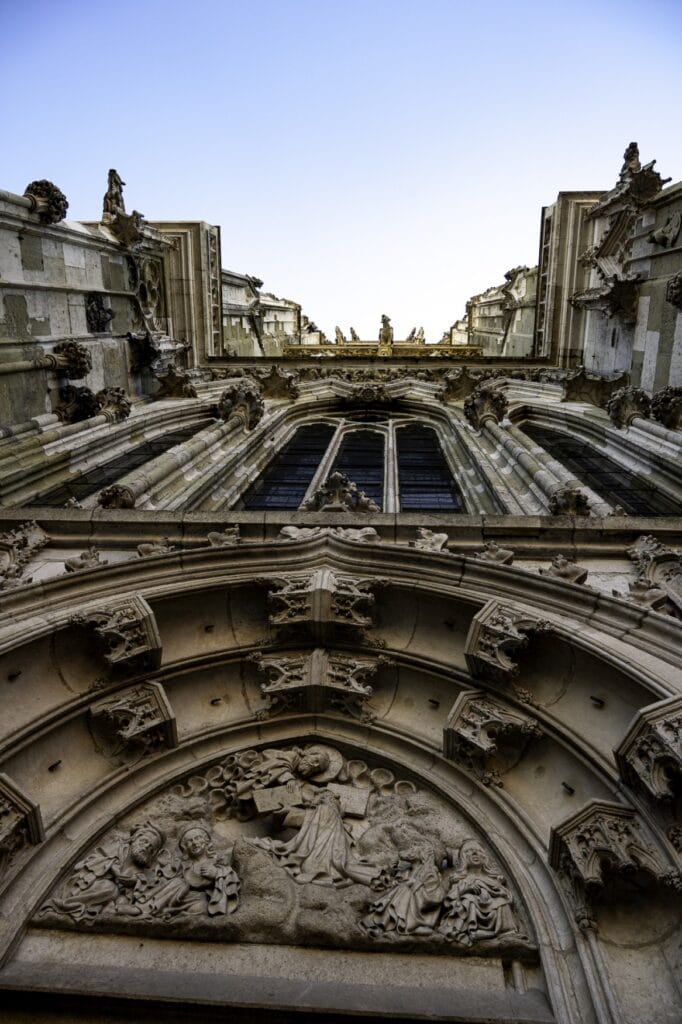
[522,423,680,516]
[240,417,465,512]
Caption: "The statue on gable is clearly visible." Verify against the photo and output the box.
[103,169,126,220]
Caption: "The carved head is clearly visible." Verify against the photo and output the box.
[179,825,212,859]
[130,822,164,865]
[297,750,330,777]
[458,839,491,871]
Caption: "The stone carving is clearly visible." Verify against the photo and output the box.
[409,528,449,553]
[350,327,360,341]
[98,484,136,510]
[548,484,591,517]
[628,535,682,616]
[64,546,107,573]
[539,554,588,585]
[0,774,44,882]
[0,521,48,591]
[277,526,379,544]
[39,744,531,955]
[472,541,514,565]
[665,271,682,311]
[52,341,93,379]
[378,314,394,349]
[617,577,668,611]
[264,570,383,646]
[560,366,628,407]
[102,169,145,246]
[463,382,508,429]
[23,179,68,224]
[90,682,177,756]
[606,386,651,428]
[85,294,115,334]
[464,600,549,688]
[251,648,388,722]
[137,538,177,559]
[651,385,682,431]
[154,367,198,399]
[444,690,541,787]
[300,471,380,513]
[127,330,188,376]
[615,696,682,802]
[335,327,347,344]
[103,169,126,219]
[54,385,102,424]
[96,386,132,422]
[69,595,162,677]
[437,841,521,946]
[549,800,678,898]
[216,380,264,430]
[344,382,392,404]
[207,526,240,547]
[570,276,640,325]
[254,366,299,399]
[648,211,681,249]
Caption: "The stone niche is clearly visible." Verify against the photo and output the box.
[37,742,535,960]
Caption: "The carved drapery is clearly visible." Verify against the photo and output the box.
[615,696,682,802]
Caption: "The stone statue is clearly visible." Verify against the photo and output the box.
[350,327,360,341]
[334,327,347,344]
[103,169,126,219]
[42,822,169,921]
[378,315,394,348]
[539,553,588,585]
[415,327,425,343]
[253,789,378,887]
[362,839,445,936]
[438,840,520,946]
[64,546,107,573]
[145,825,239,917]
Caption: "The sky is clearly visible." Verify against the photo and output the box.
[2,0,682,341]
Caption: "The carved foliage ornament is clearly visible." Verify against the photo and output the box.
[24,179,69,224]
[463,381,508,429]
[55,385,132,425]
[665,272,682,311]
[444,690,542,788]
[52,341,93,379]
[301,471,380,513]
[548,484,591,517]
[38,744,532,956]
[606,386,651,428]
[264,569,383,646]
[216,380,264,430]
[0,520,48,592]
[628,534,682,616]
[651,386,682,431]
[278,525,379,544]
[0,774,44,883]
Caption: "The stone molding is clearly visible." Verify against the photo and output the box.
[0,774,44,883]
[251,647,389,722]
[69,595,162,677]
[443,690,542,787]
[615,696,682,802]
[89,682,177,755]
[464,600,550,687]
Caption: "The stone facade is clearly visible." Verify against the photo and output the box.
[0,158,680,1023]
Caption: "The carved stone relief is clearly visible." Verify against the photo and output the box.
[648,211,682,249]
[69,595,162,678]
[443,690,542,787]
[548,484,591,517]
[38,744,532,956]
[85,294,115,334]
[665,271,682,311]
[651,385,682,431]
[216,380,264,430]
[300,471,380,513]
[606,386,651,428]
[54,385,131,425]
[0,520,48,591]
[154,367,198,399]
[278,525,379,544]
[89,682,177,756]
[207,526,240,547]
[560,367,628,407]
[628,535,682,617]
[615,696,682,803]
[549,799,680,929]
[0,774,44,883]
[464,600,549,693]
[64,546,108,573]
[409,528,449,553]
[98,484,136,509]
[52,341,93,379]
[539,554,588,585]
[253,366,299,399]
[137,538,178,559]
[251,648,389,722]
[472,541,514,565]
[263,569,384,646]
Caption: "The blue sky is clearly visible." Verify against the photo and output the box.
[3,0,682,339]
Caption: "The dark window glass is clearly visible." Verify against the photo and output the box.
[396,425,464,511]
[241,423,336,509]
[523,424,681,516]
[330,429,385,507]
[26,419,214,507]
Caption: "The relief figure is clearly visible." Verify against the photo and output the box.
[145,825,239,917]
[438,840,520,946]
[361,840,444,936]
